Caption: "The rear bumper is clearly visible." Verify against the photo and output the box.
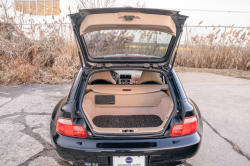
[51,129,201,165]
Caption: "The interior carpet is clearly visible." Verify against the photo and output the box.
[92,115,163,128]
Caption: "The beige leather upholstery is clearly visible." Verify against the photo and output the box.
[83,97,173,121]
[137,71,163,84]
[82,92,173,133]
[84,91,168,107]
[89,71,116,84]
[82,87,173,134]
[86,85,168,94]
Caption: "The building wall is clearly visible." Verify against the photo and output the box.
[3,0,77,38]
[11,0,76,24]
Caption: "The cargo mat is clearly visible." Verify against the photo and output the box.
[92,115,163,128]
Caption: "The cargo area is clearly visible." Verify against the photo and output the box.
[83,84,174,134]
[81,71,174,134]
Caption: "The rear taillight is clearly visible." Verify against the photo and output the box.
[170,116,198,137]
[56,117,87,138]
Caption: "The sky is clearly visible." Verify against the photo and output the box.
[123,0,250,27]
[2,0,250,29]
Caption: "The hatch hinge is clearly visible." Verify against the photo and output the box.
[161,66,171,74]
[158,62,169,68]
[152,64,158,68]
[94,63,113,68]
[95,63,104,68]
[143,63,150,68]
[105,63,113,68]
[84,65,95,75]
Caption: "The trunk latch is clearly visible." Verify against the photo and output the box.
[124,15,134,20]
[122,129,134,133]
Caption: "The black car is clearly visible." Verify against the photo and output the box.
[50,7,203,166]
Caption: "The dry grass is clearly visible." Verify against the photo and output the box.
[175,25,250,71]
[0,22,80,85]
[0,2,249,85]
[1,22,250,85]
[174,25,250,79]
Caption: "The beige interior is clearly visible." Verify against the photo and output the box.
[80,12,176,36]
[137,71,163,84]
[116,70,142,84]
[88,71,116,84]
[84,91,168,108]
[86,85,168,94]
[83,85,173,134]
[89,71,164,85]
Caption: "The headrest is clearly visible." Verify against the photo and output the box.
[89,71,116,84]
[137,71,162,84]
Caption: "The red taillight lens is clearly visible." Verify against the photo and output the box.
[56,117,87,138]
[170,116,198,137]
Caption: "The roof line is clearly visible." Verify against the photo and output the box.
[163,8,250,13]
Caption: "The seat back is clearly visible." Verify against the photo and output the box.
[137,71,162,84]
[89,71,116,84]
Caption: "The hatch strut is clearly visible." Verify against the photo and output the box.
[171,32,183,69]
[73,29,84,69]
[78,51,84,69]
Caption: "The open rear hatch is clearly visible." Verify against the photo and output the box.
[69,8,188,136]
[69,7,188,68]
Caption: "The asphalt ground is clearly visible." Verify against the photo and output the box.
[0,72,249,166]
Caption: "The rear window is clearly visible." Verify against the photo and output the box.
[83,29,172,59]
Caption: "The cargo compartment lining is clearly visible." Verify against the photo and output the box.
[92,115,163,128]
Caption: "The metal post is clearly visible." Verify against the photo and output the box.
[51,0,54,16]
[21,0,23,13]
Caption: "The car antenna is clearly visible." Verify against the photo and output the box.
[171,32,182,69]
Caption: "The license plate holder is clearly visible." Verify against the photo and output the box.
[113,156,145,166]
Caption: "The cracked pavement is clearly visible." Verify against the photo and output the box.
[0,72,250,166]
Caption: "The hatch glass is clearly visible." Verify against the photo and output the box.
[83,29,172,59]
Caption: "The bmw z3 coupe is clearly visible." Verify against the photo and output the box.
[50,7,203,166]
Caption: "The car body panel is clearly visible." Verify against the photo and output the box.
[51,118,201,165]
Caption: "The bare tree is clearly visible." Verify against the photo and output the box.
[74,0,118,9]
[0,0,14,23]
[136,0,146,8]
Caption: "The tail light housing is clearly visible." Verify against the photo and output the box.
[56,117,87,138]
[170,116,198,137]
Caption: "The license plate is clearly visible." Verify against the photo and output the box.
[113,156,145,166]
